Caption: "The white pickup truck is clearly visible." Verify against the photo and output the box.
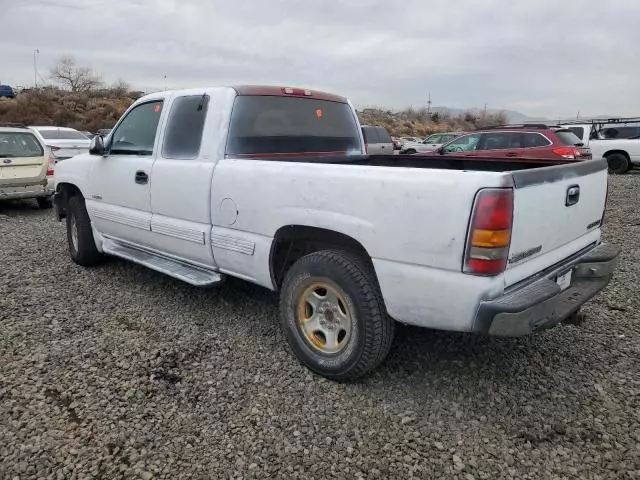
[561,122,640,174]
[53,85,620,380]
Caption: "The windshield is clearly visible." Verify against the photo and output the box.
[227,96,361,155]
[424,134,442,143]
[0,132,45,158]
[37,129,89,140]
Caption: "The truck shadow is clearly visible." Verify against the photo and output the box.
[0,199,44,216]
[100,258,595,388]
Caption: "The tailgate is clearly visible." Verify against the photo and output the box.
[0,156,47,185]
[504,159,608,286]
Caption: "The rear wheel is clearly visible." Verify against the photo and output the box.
[280,250,395,381]
[66,195,103,266]
[36,197,52,209]
[606,153,630,174]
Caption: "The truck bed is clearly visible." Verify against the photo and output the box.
[353,154,573,171]
[234,153,575,172]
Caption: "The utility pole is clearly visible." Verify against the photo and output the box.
[426,92,432,114]
[33,49,40,88]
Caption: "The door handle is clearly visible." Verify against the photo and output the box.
[506,152,519,157]
[135,170,148,184]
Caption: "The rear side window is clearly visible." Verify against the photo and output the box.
[522,133,551,148]
[37,129,88,140]
[555,130,583,146]
[479,132,521,150]
[376,127,392,143]
[0,132,44,157]
[162,95,209,159]
[227,96,361,155]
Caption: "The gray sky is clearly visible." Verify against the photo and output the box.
[2,0,639,118]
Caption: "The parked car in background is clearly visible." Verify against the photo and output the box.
[559,120,640,174]
[0,124,53,208]
[82,131,96,140]
[53,85,618,380]
[361,125,394,154]
[0,85,15,98]
[424,125,592,163]
[401,132,462,154]
[29,126,91,162]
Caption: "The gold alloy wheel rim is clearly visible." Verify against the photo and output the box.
[296,281,353,354]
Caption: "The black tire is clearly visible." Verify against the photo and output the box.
[36,197,53,209]
[66,195,103,266]
[606,153,630,174]
[405,149,417,154]
[280,250,395,381]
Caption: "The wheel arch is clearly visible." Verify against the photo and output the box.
[603,149,630,160]
[54,182,84,220]
[269,225,376,290]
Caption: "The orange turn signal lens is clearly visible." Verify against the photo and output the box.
[471,229,511,248]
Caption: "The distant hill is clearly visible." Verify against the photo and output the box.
[431,106,540,124]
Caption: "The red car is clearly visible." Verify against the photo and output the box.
[421,125,592,163]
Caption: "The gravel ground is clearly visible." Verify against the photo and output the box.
[1,175,640,480]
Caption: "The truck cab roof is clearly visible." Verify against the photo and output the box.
[137,85,348,104]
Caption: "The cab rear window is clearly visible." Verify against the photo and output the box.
[0,132,44,158]
[226,96,361,155]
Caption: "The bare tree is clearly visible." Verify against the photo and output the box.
[49,56,102,92]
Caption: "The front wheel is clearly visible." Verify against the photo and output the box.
[606,153,630,174]
[66,195,103,266]
[279,250,395,381]
[405,149,417,154]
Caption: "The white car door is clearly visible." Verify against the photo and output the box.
[86,99,164,246]
[147,93,217,268]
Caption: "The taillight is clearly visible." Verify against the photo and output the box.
[46,156,55,176]
[552,147,581,159]
[464,188,514,275]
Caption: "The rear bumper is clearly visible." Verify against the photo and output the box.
[472,243,620,336]
[0,182,51,200]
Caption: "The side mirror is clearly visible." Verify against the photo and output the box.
[89,135,106,156]
[437,147,444,154]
